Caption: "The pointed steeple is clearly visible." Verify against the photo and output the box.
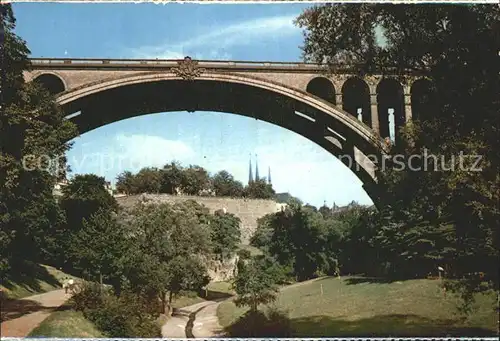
[268,166,272,184]
[248,154,253,184]
[255,154,259,181]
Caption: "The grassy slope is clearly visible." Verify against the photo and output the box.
[28,307,103,337]
[172,281,234,308]
[1,263,77,299]
[218,276,499,336]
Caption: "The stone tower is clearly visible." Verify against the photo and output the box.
[248,154,253,184]
[255,154,259,181]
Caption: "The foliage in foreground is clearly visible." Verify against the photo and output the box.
[224,308,291,337]
[233,254,284,312]
[295,3,499,301]
[66,197,242,317]
[28,308,103,337]
[71,282,161,338]
[0,3,77,277]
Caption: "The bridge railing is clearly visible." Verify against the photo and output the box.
[28,57,329,70]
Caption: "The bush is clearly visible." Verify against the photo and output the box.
[71,282,161,337]
[71,281,105,312]
[87,291,161,338]
[224,307,291,337]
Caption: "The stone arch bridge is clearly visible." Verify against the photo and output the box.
[24,57,436,206]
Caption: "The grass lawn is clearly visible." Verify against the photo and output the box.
[207,281,234,296]
[28,307,103,337]
[172,281,234,308]
[171,292,206,309]
[1,262,77,299]
[218,276,499,337]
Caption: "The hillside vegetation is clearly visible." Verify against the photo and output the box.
[1,262,76,300]
[28,307,103,338]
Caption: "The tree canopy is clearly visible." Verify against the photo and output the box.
[295,2,499,293]
[0,4,77,274]
[115,163,275,199]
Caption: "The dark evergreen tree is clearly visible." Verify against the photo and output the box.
[0,4,77,273]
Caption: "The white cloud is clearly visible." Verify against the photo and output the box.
[128,14,300,60]
[173,133,373,207]
[68,134,195,178]
[249,146,372,207]
[113,133,195,170]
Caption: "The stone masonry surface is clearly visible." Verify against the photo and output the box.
[116,194,282,244]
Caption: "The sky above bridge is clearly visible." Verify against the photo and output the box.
[13,2,373,207]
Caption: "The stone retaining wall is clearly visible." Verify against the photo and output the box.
[116,194,284,244]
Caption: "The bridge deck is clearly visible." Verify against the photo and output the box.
[28,57,360,73]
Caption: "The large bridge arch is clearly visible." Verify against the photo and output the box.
[49,70,389,205]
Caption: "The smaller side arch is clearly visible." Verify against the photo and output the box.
[376,78,404,143]
[342,77,371,126]
[33,73,66,95]
[306,77,336,105]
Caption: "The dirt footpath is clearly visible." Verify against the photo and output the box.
[1,289,69,337]
[161,300,224,338]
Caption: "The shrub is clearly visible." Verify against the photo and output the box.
[224,307,291,337]
[71,281,105,312]
[87,291,161,337]
[71,282,161,337]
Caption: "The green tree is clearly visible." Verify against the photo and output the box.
[69,209,130,291]
[60,174,118,229]
[181,165,211,195]
[233,255,283,312]
[124,202,211,313]
[0,4,77,273]
[163,255,210,305]
[133,167,162,194]
[115,170,137,194]
[296,3,499,296]
[212,170,244,197]
[250,214,274,251]
[210,211,241,260]
[160,161,185,194]
[267,203,332,280]
[58,174,117,265]
[244,178,275,199]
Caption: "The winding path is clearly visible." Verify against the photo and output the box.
[161,300,224,338]
[1,289,70,337]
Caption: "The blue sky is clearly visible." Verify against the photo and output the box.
[13,2,373,207]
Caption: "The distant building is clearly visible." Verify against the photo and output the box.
[104,181,113,195]
[248,154,272,185]
[52,179,69,197]
[199,188,216,196]
[248,155,253,184]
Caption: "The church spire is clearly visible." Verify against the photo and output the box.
[248,154,253,184]
[268,166,272,184]
[255,154,259,181]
